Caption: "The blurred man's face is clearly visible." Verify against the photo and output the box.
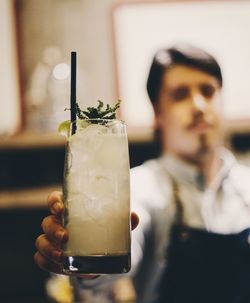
[156,65,222,163]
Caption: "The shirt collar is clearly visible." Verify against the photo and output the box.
[160,148,236,191]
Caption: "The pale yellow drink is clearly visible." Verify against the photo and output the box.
[62,119,130,274]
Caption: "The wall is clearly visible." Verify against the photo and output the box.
[0,0,21,135]
[17,0,119,119]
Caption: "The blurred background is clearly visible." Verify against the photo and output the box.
[1,0,250,302]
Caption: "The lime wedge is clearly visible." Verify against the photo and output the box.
[57,119,90,137]
[57,120,71,137]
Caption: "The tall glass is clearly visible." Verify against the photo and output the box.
[62,119,131,274]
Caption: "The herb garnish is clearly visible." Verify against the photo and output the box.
[65,100,121,121]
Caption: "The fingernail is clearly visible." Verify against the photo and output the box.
[53,202,62,213]
[52,250,62,262]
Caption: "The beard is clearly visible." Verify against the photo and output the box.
[175,132,216,166]
[163,120,221,165]
[195,134,211,161]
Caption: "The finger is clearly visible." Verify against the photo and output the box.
[41,215,68,247]
[35,234,63,264]
[47,191,64,215]
[131,212,139,230]
[34,251,62,274]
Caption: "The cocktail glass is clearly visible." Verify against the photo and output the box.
[62,119,131,274]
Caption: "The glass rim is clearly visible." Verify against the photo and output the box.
[70,118,125,125]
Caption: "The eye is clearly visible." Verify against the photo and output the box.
[169,87,189,102]
[200,84,216,99]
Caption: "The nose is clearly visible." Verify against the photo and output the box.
[191,93,207,113]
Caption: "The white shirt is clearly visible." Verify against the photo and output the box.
[78,148,250,302]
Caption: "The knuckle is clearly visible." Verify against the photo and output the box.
[47,192,57,208]
[41,215,56,232]
[35,234,43,250]
[35,235,55,260]
[41,216,49,231]
[34,252,47,271]
[47,191,63,208]
[34,252,45,269]
[33,252,39,264]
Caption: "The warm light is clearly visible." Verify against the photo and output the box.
[53,63,70,80]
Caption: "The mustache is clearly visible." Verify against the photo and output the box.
[186,115,213,130]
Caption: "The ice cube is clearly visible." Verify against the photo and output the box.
[69,124,109,168]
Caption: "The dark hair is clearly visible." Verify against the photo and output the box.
[146,43,223,105]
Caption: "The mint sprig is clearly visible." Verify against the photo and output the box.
[65,100,121,121]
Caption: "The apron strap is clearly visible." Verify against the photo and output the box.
[167,173,184,226]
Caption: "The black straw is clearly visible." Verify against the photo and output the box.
[70,51,77,134]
